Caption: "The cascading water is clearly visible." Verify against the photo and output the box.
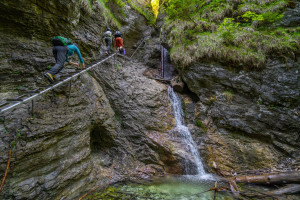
[168,86,213,180]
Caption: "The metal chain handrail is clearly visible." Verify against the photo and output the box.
[0,53,122,113]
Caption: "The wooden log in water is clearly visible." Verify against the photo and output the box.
[234,171,300,184]
[267,184,300,195]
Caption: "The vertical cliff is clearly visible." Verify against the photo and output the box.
[0,1,186,199]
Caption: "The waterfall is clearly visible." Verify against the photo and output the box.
[168,87,213,179]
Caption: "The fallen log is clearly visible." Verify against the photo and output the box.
[234,171,300,185]
[267,184,300,196]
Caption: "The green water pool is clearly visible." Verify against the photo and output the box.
[85,176,234,200]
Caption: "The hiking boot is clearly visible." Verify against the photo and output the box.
[44,72,54,83]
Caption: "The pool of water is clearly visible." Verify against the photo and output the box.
[85,176,234,200]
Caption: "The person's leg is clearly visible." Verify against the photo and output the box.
[105,38,108,51]
[48,46,68,76]
[105,38,111,53]
[107,38,111,52]
[53,47,58,62]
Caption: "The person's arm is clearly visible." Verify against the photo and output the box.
[74,46,85,69]
[66,54,79,66]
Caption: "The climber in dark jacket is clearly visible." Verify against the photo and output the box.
[102,28,113,55]
[44,43,85,83]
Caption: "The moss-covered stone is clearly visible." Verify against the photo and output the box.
[161,0,300,69]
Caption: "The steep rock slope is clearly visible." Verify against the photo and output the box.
[0,1,189,200]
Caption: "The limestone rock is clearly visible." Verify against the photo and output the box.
[180,58,300,172]
[171,76,184,93]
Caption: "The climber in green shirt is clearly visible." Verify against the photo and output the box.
[44,43,85,83]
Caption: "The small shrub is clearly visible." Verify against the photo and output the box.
[223,91,233,102]
[114,114,122,124]
[11,141,16,149]
[221,31,234,46]
[195,120,207,132]
[209,95,217,103]
[116,64,121,70]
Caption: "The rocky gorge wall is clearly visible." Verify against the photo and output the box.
[179,58,300,174]
[0,0,191,199]
[1,55,189,199]
[159,0,300,175]
[1,0,299,199]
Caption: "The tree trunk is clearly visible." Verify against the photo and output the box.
[267,184,300,195]
[234,171,300,185]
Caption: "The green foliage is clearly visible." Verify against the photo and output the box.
[221,31,234,46]
[257,95,262,105]
[195,120,207,132]
[223,91,233,102]
[241,11,264,22]
[114,114,122,124]
[262,12,284,23]
[163,0,299,69]
[164,0,199,20]
[218,18,240,32]
[11,141,16,149]
[116,64,121,70]
[128,0,156,25]
[2,128,7,134]
[16,129,21,137]
[97,0,122,28]
[104,0,125,7]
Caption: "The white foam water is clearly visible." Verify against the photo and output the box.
[168,87,214,180]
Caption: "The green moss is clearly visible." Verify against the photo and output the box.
[97,0,122,29]
[114,114,122,124]
[128,0,156,25]
[163,0,299,69]
[195,120,207,133]
[223,91,233,102]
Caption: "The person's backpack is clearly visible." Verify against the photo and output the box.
[52,36,72,46]
[119,47,125,55]
[103,31,112,38]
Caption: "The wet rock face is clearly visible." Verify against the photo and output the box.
[0,74,119,200]
[180,58,300,172]
[0,0,106,92]
[0,56,186,199]
[277,1,300,27]
[91,57,190,174]
[0,1,188,199]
